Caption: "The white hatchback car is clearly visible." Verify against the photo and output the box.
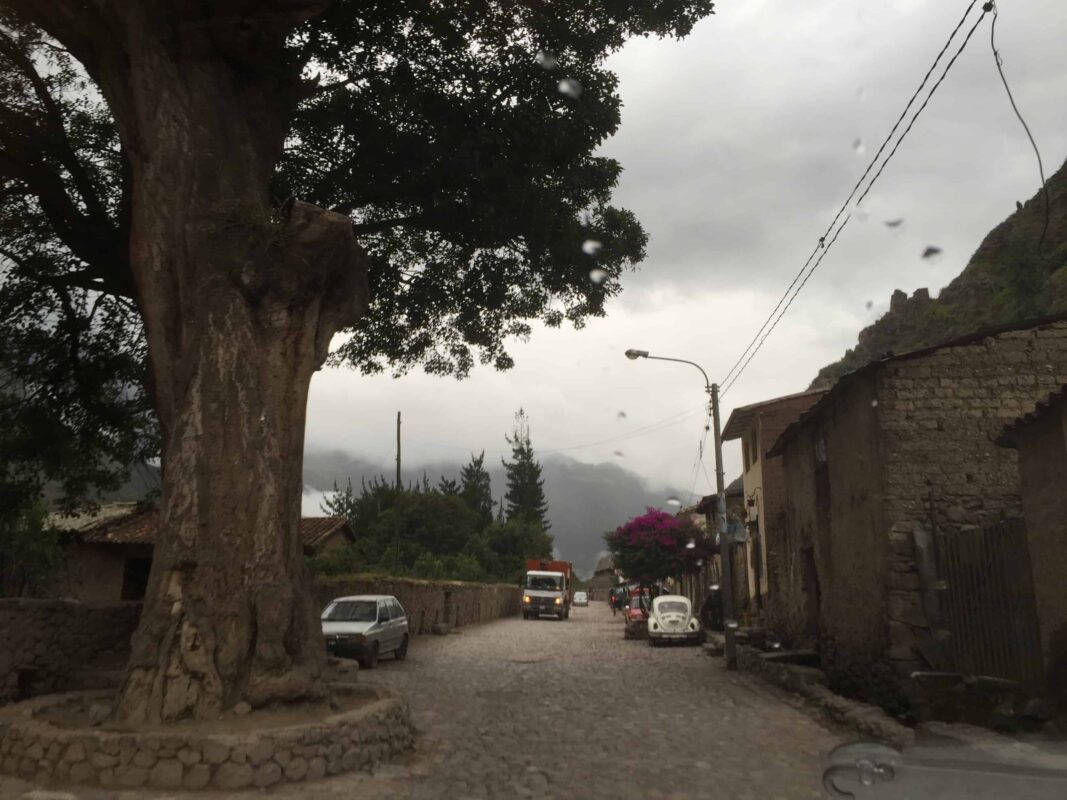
[647,594,704,646]
[322,595,409,668]
[573,591,588,607]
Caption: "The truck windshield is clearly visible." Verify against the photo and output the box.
[525,575,562,591]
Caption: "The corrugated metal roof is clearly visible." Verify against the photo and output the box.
[55,505,353,550]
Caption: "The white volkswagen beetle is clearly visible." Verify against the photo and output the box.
[647,594,705,646]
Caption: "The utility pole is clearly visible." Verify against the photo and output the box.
[711,383,738,670]
[395,411,402,490]
[393,411,402,573]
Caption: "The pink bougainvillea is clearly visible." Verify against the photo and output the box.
[604,507,709,583]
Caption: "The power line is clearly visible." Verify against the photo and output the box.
[988,1,1050,248]
[541,402,706,454]
[721,217,851,398]
[718,0,983,390]
[685,411,712,504]
[719,0,991,399]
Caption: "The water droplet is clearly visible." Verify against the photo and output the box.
[853,206,870,223]
[865,300,873,310]
[557,77,582,98]
[582,239,602,256]
[685,539,696,549]
[666,496,681,507]
[884,219,904,228]
[589,267,608,284]
[871,399,879,407]
[921,245,942,260]
[535,50,558,70]
[852,138,867,155]
[617,410,627,419]
[696,559,704,567]
[613,450,624,457]
[857,86,867,102]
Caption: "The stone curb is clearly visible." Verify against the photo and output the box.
[705,639,915,749]
[0,683,414,790]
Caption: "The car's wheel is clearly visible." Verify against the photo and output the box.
[360,642,379,670]
[395,635,409,660]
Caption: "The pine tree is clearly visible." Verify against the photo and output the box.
[438,476,460,495]
[459,451,494,526]
[502,409,550,530]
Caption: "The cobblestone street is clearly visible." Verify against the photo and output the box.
[2,602,847,800]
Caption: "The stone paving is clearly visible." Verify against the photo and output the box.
[1,602,848,799]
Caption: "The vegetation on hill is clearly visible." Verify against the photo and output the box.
[812,159,1067,389]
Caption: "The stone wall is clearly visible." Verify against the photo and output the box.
[876,319,1067,675]
[0,600,139,705]
[311,576,520,635]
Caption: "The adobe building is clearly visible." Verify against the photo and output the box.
[768,315,1067,710]
[998,385,1067,700]
[49,504,355,604]
[722,390,826,624]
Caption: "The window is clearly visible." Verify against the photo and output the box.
[120,558,152,601]
[391,599,405,619]
[378,601,392,622]
[749,429,760,465]
[322,600,377,622]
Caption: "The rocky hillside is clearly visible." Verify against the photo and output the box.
[812,159,1067,389]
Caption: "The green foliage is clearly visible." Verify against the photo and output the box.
[310,469,554,583]
[502,409,550,529]
[0,500,60,596]
[460,451,494,526]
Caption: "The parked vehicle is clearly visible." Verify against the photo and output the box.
[573,591,588,607]
[522,559,574,620]
[647,595,705,646]
[623,590,652,639]
[321,595,409,668]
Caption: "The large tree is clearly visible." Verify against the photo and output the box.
[502,408,550,530]
[459,451,494,526]
[0,0,715,723]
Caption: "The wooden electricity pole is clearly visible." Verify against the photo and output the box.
[711,383,739,670]
[395,411,402,490]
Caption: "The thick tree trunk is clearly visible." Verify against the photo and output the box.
[73,4,370,724]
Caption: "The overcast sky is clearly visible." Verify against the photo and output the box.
[305,0,1067,509]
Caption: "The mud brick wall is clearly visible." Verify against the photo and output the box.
[311,576,520,635]
[0,599,140,704]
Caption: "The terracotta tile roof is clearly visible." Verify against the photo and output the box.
[57,505,353,550]
[997,384,1067,448]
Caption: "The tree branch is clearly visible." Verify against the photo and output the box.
[349,214,424,234]
[0,29,110,224]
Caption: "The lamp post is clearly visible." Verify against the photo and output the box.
[624,348,738,670]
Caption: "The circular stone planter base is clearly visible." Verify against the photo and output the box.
[0,684,413,790]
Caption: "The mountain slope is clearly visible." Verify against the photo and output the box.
[813,159,1067,389]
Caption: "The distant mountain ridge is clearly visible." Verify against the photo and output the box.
[812,159,1067,389]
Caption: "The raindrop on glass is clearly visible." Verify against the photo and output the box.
[557,77,582,98]
[884,219,904,228]
[666,496,681,507]
[871,399,879,408]
[613,450,624,457]
[685,539,696,549]
[582,239,602,256]
[535,50,558,71]
[921,245,943,260]
[857,86,867,103]
[865,300,873,310]
[617,410,627,419]
[852,138,867,155]
[853,206,870,223]
[589,267,608,284]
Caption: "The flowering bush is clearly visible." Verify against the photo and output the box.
[604,507,708,584]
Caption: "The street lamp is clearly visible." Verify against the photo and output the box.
[624,347,739,670]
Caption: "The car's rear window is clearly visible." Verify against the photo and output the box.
[657,601,689,614]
